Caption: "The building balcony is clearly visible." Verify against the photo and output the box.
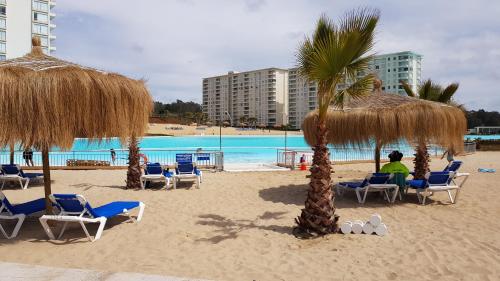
[50,34,56,40]
[50,23,56,29]
[50,12,56,18]
[50,1,56,7]
[49,46,56,51]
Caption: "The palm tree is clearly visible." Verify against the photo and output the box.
[248,117,258,128]
[126,136,141,189]
[401,79,460,179]
[295,9,379,236]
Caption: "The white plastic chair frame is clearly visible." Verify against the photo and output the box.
[416,171,470,205]
[336,174,399,204]
[0,192,44,239]
[39,194,145,242]
[173,162,202,189]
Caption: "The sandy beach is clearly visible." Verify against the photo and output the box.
[147,123,302,136]
[1,152,499,281]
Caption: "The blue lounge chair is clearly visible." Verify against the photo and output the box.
[0,164,44,190]
[173,154,202,189]
[335,173,399,204]
[407,171,469,205]
[140,163,172,190]
[0,191,46,239]
[39,194,145,242]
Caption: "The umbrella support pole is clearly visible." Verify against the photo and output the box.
[42,148,53,214]
[375,142,381,172]
[9,143,14,165]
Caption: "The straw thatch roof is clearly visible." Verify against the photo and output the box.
[302,88,466,152]
[0,38,152,150]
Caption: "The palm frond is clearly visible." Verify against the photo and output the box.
[333,73,374,107]
[438,83,459,103]
[400,80,415,97]
[419,79,433,100]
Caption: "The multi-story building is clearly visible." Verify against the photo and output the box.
[288,68,317,130]
[370,51,422,95]
[0,0,56,61]
[203,68,289,127]
[288,51,422,129]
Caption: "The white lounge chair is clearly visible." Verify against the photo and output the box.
[335,173,399,204]
[39,194,145,242]
[406,171,470,205]
[0,191,46,239]
[0,164,44,190]
[140,163,172,190]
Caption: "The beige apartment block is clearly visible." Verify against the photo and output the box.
[203,68,288,127]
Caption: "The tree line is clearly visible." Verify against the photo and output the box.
[152,99,500,128]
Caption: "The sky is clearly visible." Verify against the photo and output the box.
[53,0,500,111]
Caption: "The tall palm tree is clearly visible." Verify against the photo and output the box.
[295,9,379,236]
[126,136,141,189]
[401,79,460,179]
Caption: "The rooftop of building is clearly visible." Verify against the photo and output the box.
[373,51,423,58]
[203,67,288,80]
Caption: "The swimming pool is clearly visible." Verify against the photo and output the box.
[1,134,497,166]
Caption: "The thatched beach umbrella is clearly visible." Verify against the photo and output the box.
[302,81,466,171]
[0,38,152,210]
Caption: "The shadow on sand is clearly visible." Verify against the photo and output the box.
[196,212,294,244]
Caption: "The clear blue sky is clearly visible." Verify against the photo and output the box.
[53,0,500,111]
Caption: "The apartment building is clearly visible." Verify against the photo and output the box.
[370,51,422,95]
[202,68,289,127]
[288,51,422,129]
[0,0,56,60]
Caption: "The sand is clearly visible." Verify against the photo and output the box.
[1,152,499,281]
[147,123,302,136]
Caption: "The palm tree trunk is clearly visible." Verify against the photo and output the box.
[126,136,141,189]
[413,143,430,179]
[295,118,338,236]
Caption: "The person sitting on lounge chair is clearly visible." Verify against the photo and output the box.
[380,151,409,194]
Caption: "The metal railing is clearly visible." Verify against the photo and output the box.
[277,145,445,169]
[0,149,224,171]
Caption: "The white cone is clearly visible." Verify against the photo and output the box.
[340,221,352,234]
[375,223,388,236]
[351,220,364,234]
[369,213,382,227]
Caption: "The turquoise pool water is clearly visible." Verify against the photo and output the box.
[1,134,499,165]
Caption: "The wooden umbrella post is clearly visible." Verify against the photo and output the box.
[374,140,381,172]
[9,143,14,164]
[41,147,53,213]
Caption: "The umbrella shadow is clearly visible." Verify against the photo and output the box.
[196,212,293,244]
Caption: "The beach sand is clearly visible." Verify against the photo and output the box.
[147,123,302,136]
[1,152,499,281]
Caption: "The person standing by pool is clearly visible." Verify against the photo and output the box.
[441,148,455,164]
[22,148,34,166]
[110,148,116,165]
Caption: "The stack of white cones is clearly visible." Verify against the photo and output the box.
[340,213,387,236]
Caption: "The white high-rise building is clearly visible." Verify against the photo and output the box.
[0,0,56,61]
[288,51,422,129]
[370,51,422,95]
[203,68,289,127]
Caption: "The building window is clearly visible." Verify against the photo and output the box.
[388,69,390,72]
[32,1,48,12]
[0,30,5,41]
[0,18,5,29]
[387,86,391,89]
[32,23,48,35]
[0,6,5,15]
[375,65,379,69]
[388,58,390,61]
[0,54,5,61]
[40,36,48,46]
[33,12,48,23]
[0,42,5,53]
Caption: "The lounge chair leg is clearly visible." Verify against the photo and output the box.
[416,190,422,204]
[57,221,70,239]
[137,202,145,222]
[361,188,369,204]
[93,218,107,242]
[391,188,399,203]
[1,180,5,190]
[0,214,26,239]
[355,189,363,203]
[39,217,56,240]
[447,190,455,204]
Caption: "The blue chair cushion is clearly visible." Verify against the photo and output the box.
[10,198,46,215]
[339,181,365,188]
[88,201,140,218]
[23,173,44,179]
[407,179,426,189]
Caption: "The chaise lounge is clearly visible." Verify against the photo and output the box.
[39,194,145,242]
[335,173,399,204]
[0,191,46,239]
[0,164,44,190]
